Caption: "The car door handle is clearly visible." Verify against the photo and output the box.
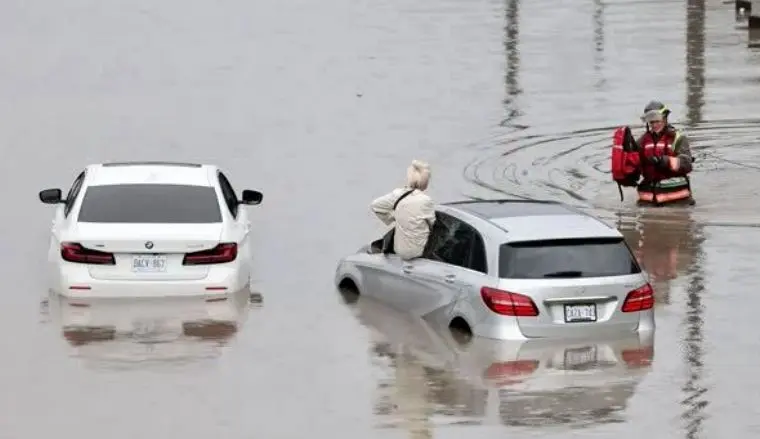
[402,264,413,273]
[444,274,456,283]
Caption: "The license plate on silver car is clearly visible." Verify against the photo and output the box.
[564,303,597,322]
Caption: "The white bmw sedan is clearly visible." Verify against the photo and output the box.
[39,161,263,299]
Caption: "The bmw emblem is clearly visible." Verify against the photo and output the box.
[145,241,154,250]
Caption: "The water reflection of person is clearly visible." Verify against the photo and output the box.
[371,339,488,436]
[395,345,434,439]
[618,206,704,305]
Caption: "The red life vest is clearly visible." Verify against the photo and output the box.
[638,129,684,181]
[611,126,641,186]
[636,128,692,204]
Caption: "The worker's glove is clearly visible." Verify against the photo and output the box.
[649,156,670,169]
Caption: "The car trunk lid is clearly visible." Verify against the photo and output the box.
[498,276,647,338]
[64,223,224,281]
[495,236,650,338]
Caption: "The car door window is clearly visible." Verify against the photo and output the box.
[217,172,238,218]
[423,212,488,274]
[423,213,471,269]
[422,213,450,260]
[64,171,85,218]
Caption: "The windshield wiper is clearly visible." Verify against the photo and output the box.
[542,270,584,278]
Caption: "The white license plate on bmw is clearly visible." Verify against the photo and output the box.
[564,304,597,322]
[131,255,168,272]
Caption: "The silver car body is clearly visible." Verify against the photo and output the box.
[335,199,655,340]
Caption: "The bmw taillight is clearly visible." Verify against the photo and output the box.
[182,243,237,265]
[621,283,655,312]
[60,242,115,265]
[481,286,539,317]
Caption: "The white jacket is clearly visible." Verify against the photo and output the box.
[370,187,436,260]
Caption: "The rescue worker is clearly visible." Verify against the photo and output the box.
[635,101,695,206]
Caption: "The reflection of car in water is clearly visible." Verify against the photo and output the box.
[49,289,251,369]
[342,291,654,430]
[617,207,701,305]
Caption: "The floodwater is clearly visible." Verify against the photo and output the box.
[2,0,760,437]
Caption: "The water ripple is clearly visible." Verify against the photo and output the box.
[462,118,760,228]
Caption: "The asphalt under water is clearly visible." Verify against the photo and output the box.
[2,0,760,437]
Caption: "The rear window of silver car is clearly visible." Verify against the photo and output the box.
[498,237,641,279]
[77,184,223,223]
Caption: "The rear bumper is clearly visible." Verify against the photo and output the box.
[52,263,249,298]
[473,309,655,341]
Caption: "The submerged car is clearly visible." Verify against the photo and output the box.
[335,199,655,340]
[39,161,263,298]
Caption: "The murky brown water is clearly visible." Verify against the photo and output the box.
[2,0,760,437]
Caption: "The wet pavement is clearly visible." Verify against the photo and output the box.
[2,0,760,437]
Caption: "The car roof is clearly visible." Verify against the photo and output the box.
[84,161,218,187]
[440,199,622,241]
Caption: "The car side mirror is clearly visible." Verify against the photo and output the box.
[240,189,263,205]
[39,188,64,204]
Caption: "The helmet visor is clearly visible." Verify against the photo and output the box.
[641,109,665,123]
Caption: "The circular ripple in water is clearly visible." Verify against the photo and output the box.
[462,118,760,228]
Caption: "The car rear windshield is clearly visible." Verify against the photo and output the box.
[498,237,641,279]
[77,184,222,223]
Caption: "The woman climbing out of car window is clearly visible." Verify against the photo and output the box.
[370,159,436,260]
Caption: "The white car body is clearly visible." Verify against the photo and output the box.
[39,161,264,299]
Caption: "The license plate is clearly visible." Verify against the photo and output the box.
[563,345,598,369]
[564,303,597,322]
[131,255,168,272]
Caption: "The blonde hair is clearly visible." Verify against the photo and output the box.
[406,159,431,191]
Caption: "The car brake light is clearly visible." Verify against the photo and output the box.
[621,283,655,312]
[182,243,237,265]
[481,286,539,317]
[61,242,115,265]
